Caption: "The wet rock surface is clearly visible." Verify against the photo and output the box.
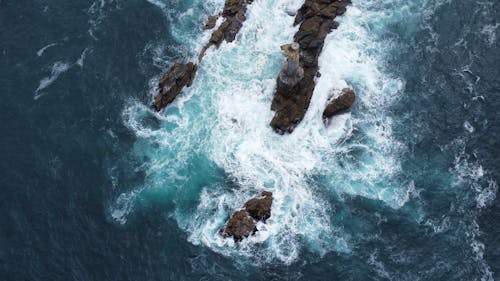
[244,191,273,222]
[270,0,351,133]
[221,191,273,242]
[204,15,219,30]
[223,210,257,242]
[153,62,197,111]
[201,0,254,57]
[323,87,355,120]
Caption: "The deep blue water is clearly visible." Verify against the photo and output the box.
[1,0,499,280]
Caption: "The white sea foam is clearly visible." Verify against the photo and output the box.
[445,136,497,280]
[87,0,115,40]
[469,220,494,281]
[368,251,393,280]
[112,0,451,264]
[34,61,71,100]
[480,23,499,46]
[76,48,90,67]
[315,2,409,208]
[36,43,57,57]
[111,191,137,225]
[450,137,497,209]
[464,121,475,133]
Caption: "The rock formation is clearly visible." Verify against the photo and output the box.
[322,87,355,121]
[270,0,351,133]
[223,210,257,242]
[152,0,254,112]
[221,191,273,242]
[211,0,252,46]
[152,62,197,111]
[199,0,254,60]
[204,15,219,30]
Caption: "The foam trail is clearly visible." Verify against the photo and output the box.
[34,61,71,100]
[448,137,497,280]
[113,0,440,264]
[37,43,57,57]
[480,23,498,46]
[146,0,167,9]
[76,48,90,67]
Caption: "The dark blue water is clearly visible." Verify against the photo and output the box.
[1,0,499,280]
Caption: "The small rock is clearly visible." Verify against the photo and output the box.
[223,210,257,242]
[322,88,356,120]
[204,15,218,30]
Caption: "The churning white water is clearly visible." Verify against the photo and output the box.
[113,0,427,264]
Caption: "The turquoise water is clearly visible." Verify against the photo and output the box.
[114,0,499,273]
[1,0,499,279]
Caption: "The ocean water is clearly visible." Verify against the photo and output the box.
[1,0,500,280]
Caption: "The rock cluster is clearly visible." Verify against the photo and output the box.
[221,191,273,242]
[270,0,351,133]
[322,87,355,121]
[152,0,254,112]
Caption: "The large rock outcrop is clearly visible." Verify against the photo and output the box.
[322,87,355,121]
[270,0,351,133]
[221,191,273,242]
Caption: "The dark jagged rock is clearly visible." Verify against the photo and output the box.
[221,191,273,242]
[244,191,273,222]
[152,62,197,111]
[204,15,218,30]
[323,87,355,120]
[270,0,351,134]
[222,210,257,242]
[205,0,252,49]
[209,21,230,47]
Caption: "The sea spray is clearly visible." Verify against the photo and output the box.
[114,0,464,265]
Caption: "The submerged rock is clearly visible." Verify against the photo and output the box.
[322,87,355,120]
[221,191,273,242]
[152,62,197,111]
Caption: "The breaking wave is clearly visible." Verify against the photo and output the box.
[109,0,498,269]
